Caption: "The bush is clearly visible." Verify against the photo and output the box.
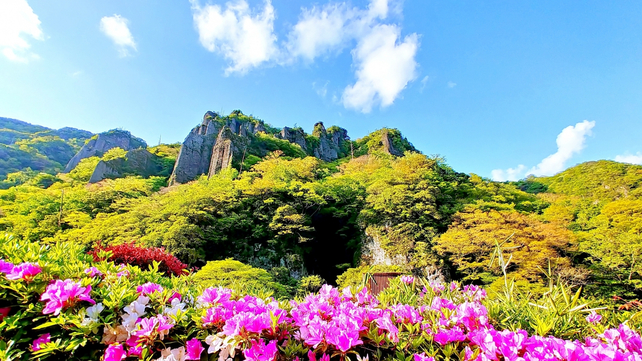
[88,242,187,276]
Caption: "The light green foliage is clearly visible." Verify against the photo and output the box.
[0,118,92,180]
[193,259,292,298]
[579,199,642,290]
[533,160,642,202]
[65,157,100,183]
[101,147,127,161]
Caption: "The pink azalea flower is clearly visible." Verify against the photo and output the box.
[6,262,41,281]
[168,291,181,303]
[0,259,14,274]
[586,311,602,324]
[104,343,127,361]
[198,287,232,305]
[434,328,467,345]
[40,279,95,315]
[84,267,103,277]
[400,275,415,284]
[243,340,278,361]
[32,333,51,351]
[186,338,204,360]
[126,336,142,357]
[414,353,435,361]
[136,282,164,296]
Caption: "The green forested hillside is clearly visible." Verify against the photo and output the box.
[1,115,642,298]
[0,117,93,185]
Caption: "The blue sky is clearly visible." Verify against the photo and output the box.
[1,0,642,180]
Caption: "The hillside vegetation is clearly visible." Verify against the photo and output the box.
[0,117,93,187]
[1,114,642,300]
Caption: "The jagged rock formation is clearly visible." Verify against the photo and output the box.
[169,111,416,185]
[170,111,352,185]
[88,149,163,183]
[169,112,260,184]
[64,130,147,173]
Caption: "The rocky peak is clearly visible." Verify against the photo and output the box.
[64,129,147,173]
[278,127,307,151]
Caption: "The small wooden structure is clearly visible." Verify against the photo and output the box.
[368,272,402,295]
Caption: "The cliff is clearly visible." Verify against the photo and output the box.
[64,129,147,173]
[169,111,415,185]
[88,148,164,183]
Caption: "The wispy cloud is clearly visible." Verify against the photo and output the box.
[491,120,596,181]
[190,0,419,113]
[0,0,44,63]
[419,76,429,92]
[100,15,137,57]
[615,152,642,165]
[491,165,526,182]
[447,81,457,88]
[313,81,329,98]
[190,0,277,75]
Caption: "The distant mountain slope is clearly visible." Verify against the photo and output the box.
[0,117,94,182]
[520,160,642,201]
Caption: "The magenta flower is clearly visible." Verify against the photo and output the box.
[32,333,51,351]
[6,262,41,281]
[586,311,602,324]
[84,267,103,277]
[198,287,232,305]
[243,340,278,361]
[136,282,164,296]
[400,275,415,284]
[133,315,173,340]
[186,338,204,360]
[0,259,14,274]
[168,291,181,303]
[126,336,142,357]
[104,343,127,361]
[434,328,467,345]
[413,353,435,361]
[40,279,95,315]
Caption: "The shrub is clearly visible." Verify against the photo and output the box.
[88,242,187,276]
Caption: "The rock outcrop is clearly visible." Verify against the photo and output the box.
[88,148,163,183]
[169,112,260,184]
[169,111,360,185]
[64,129,147,173]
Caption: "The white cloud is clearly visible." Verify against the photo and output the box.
[491,120,596,181]
[342,24,418,113]
[0,0,44,62]
[100,15,137,57]
[190,0,419,112]
[615,152,642,165]
[286,3,354,61]
[190,0,278,75]
[491,165,527,182]
[447,81,457,88]
[528,120,595,176]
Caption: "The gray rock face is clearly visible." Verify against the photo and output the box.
[169,112,259,185]
[278,127,307,151]
[311,122,349,162]
[170,114,356,184]
[381,129,403,156]
[207,126,249,177]
[64,129,147,173]
[88,148,162,183]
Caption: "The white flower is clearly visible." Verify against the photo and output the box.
[158,346,186,361]
[86,303,104,319]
